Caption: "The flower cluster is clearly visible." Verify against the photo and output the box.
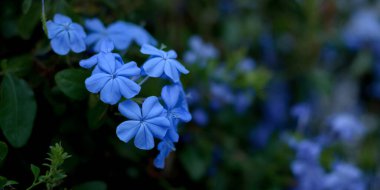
[47,14,191,168]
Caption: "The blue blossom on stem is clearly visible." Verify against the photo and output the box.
[329,113,365,142]
[161,84,192,142]
[85,18,156,52]
[153,140,175,169]
[85,52,141,105]
[183,35,219,67]
[46,14,86,55]
[116,97,170,150]
[141,44,189,83]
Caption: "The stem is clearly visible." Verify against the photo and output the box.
[138,76,150,86]
[26,181,43,190]
[41,0,48,36]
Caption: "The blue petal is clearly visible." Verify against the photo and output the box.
[153,156,165,169]
[164,61,180,82]
[98,53,116,74]
[142,96,164,119]
[79,54,98,69]
[161,85,180,109]
[116,61,141,77]
[116,120,140,143]
[142,58,165,77]
[145,117,170,139]
[85,73,110,93]
[134,126,155,150]
[118,100,142,120]
[100,80,121,105]
[46,21,62,39]
[50,32,70,55]
[85,18,105,32]
[165,123,179,142]
[169,59,189,74]
[132,26,157,46]
[107,21,133,50]
[140,44,165,57]
[116,77,141,99]
[172,107,192,122]
[85,33,102,47]
[53,14,72,24]
[70,23,86,38]
[100,39,114,53]
[167,50,177,59]
[69,31,86,53]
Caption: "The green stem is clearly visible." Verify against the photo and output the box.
[26,181,43,190]
[138,76,150,86]
[41,0,48,36]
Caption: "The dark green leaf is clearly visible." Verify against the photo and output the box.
[1,55,33,77]
[55,69,90,100]
[18,2,40,39]
[30,164,40,181]
[72,181,107,190]
[0,176,18,188]
[87,96,108,129]
[0,141,7,161]
[0,74,37,148]
[22,0,32,14]
[180,146,210,181]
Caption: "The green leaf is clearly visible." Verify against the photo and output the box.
[0,142,7,161]
[30,164,40,181]
[1,55,33,77]
[22,0,32,14]
[0,74,37,148]
[180,146,210,181]
[18,2,40,39]
[72,181,107,190]
[0,176,18,188]
[55,69,90,100]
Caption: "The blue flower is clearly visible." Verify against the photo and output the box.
[192,108,208,126]
[85,52,141,105]
[323,162,366,190]
[237,58,255,73]
[183,35,219,67]
[116,97,170,150]
[46,14,86,55]
[79,40,121,69]
[153,140,175,169]
[85,18,157,52]
[161,84,192,142]
[141,44,189,83]
[329,113,365,142]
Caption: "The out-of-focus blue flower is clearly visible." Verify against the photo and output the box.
[291,103,312,130]
[237,58,255,73]
[84,52,141,105]
[154,140,175,169]
[85,18,156,52]
[116,97,170,150]
[259,32,277,67]
[210,82,234,110]
[161,84,192,142]
[192,108,208,126]
[344,9,380,49]
[234,90,254,114]
[262,80,289,126]
[291,140,325,190]
[186,87,201,105]
[183,36,219,67]
[46,14,86,55]
[141,44,189,83]
[329,113,365,142]
[323,162,366,190]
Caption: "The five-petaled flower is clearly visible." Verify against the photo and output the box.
[116,97,171,150]
[141,44,189,83]
[47,14,86,55]
[85,52,141,105]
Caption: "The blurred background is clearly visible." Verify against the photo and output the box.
[1,0,380,189]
